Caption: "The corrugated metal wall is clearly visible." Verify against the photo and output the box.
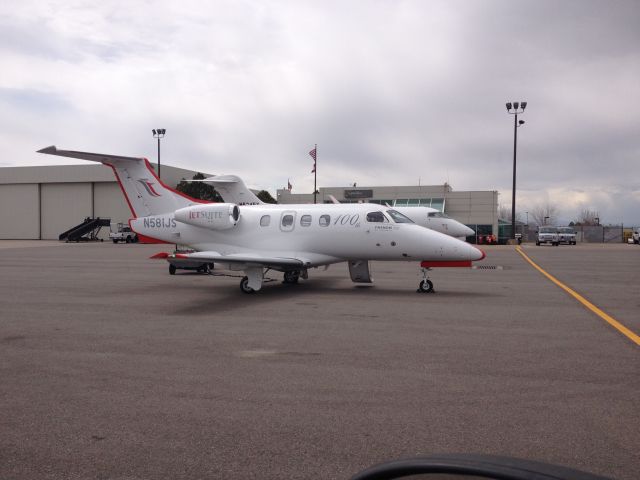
[0,184,40,239]
[40,183,93,240]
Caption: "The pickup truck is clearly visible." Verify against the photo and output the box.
[109,223,138,243]
[536,226,559,246]
[557,227,577,245]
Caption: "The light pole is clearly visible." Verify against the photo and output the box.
[544,216,549,225]
[506,101,527,241]
[525,211,529,226]
[152,129,166,179]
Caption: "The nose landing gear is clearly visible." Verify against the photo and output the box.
[417,267,434,293]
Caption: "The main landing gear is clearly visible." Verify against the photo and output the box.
[283,270,300,284]
[239,276,255,294]
[417,267,434,293]
[240,269,308,293]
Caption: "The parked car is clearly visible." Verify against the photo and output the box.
[633,227,640,244]
[557,226,577,245]
[536,226,559,246]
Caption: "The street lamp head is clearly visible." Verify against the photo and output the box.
[506,102,512,111]
[513,101,519,110]
[161,129,166,135]
[521,101,527,110]
[519,120,525,125]
[152,129,157,135]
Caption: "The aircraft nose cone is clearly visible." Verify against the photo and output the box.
[462,225,475,237]
[471,245,486,261]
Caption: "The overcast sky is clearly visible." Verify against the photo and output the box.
[1,0,639,224]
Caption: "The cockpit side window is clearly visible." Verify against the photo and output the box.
[366,211,387,223]
[427,212,451,219]
[386,209,414,224]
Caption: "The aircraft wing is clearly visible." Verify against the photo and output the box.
[173,251,305,269]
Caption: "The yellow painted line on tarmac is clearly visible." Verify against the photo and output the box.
[516,246,640,346]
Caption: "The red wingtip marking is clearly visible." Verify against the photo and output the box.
[476,248,486,261]
[174,253,189,259]
[150,252,170,259]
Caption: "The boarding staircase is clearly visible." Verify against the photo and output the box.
[59,217,111,242]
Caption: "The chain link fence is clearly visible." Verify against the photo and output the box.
[520,225,635,243]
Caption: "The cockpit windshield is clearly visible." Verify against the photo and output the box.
[427,212,451,219]
[386,209,414,224]
[366,211,388,223]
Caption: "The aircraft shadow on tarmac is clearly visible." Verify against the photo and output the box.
[166,276,497,316]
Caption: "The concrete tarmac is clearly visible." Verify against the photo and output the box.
[1,241,638,479]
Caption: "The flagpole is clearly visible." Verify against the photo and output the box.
[313,144,317,204]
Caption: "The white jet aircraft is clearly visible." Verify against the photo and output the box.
[38,146,485,293]
[198,175,475,239]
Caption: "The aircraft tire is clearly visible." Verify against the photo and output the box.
[169,264,176,275]
[283,270,300,284]
[240,276,255,294]
[418,279,434,293]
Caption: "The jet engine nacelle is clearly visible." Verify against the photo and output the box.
[174,203,240,230]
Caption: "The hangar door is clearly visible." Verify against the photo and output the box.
[0,184,39,239]
[41,183,92,240]
[93,182,132,225]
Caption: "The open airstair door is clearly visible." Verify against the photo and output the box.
[348,260,373,283]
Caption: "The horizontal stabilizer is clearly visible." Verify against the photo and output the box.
[37,145,144,164]
[38,145,201,218]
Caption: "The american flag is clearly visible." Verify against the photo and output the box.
[287,179,292,191]
[309,147,316,173]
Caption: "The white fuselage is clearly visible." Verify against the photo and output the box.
[392,206,475,239]
[132,203,482,267]
[201,177,474,240]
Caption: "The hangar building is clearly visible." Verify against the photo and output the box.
[277,184,499,241]
[0,163,209,240]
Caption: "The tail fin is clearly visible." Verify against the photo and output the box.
[200,174,264,205]
[37,146,206,217]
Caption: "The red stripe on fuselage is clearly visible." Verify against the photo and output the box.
[420,260,472,268]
